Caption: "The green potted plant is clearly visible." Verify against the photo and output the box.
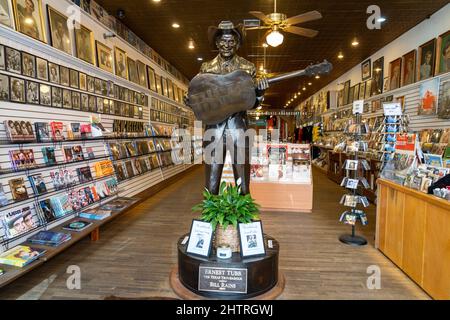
[192,182,260,252]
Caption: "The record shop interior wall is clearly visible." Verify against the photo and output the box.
[298,4,450,106]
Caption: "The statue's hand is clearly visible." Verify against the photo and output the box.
[256,76,269,96]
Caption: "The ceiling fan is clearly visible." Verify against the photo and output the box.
[247,0,322,47]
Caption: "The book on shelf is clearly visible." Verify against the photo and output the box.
[108,143,121,160]
[28,231,71,247]
[39,199,57,223]
[63,146,74,162]
[8,178,28,201]
[28,174,47,195]
[79,208,112,220]
[0,245,46,267]
[86,147,95,159]
[35,122,50,142]
[70,123,81,139]
[124,161,135,177]
[80,124,92,138]
[94,160,114,177]
[62,220,93,232]
[72,145,85,161]
[50,122,64,141]
[42,147,57,165]
[1,206,38,239]
[76,166,93,183]
[9,149,36,170]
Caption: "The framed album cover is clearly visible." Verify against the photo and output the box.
[74,24,95,65]
[0,45,5,70]
[79,73,87,91]
[36,57,48,81]
[186,219,214,258]
[47,5,72,55]
[114,46,128,80]
[238,221,265,258]
[401,50,416,86]
[51,86,62,107]
[361,58,371,81]
[95,41,113,73]
[12,0,46,43]
[418,39,436,81]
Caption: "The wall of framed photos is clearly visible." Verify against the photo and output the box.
[0,0,196,255]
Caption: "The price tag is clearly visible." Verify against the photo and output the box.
[353,100,364,114]
[383,102,402,116]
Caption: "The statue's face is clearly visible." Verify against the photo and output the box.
[216,34,238,59]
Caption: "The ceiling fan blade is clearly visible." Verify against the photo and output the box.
[285,25,319,37]
[283,10,322,26]
[245,26,271,30]
[249,11,272,24]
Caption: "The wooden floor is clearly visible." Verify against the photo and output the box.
[0,167,429,300]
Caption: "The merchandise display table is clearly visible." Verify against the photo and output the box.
[171,234,283,299]
[376,179,450,299]
[250,180,313,212]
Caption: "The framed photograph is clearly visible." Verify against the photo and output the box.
[418,78,440,115]
[95,41,113,73]
[88,95,96,112]
[114,47,128,80]
[51,86,62,107]
[94,77,101,95]
[418,39,436,81]
[186,220,213,258]
[0,74,10,101]
[345,160,358,170]
[361,59,371,81]
[80,93,89,111]
[0,45,5,70]
[173,83,179,103]
[87,75,94,93]
[127,57,139,84]
[60,66,69,86]
[389,58,402,90]
[342,80,350,105]
[5,46,21,74]
[436,30,450,75]
[365,80,372,99]
[348,85,355,104]
[47,5,72,55]
[70,69,79,89]
[136,60,147,88]
[96,96,103,113]
[155,74,163,95]
[21,52,36,78]
[162,77,169,97]
[401,50,416,86]
[167,78,174,100]
[438,81,450,119]
[238,221,265,258]
[48,62,59,84]
[79,73,86,91]
[39,84,51,106]
[101,79,107,96]
[352,83,360,102]
[12,0,46,42]
[62,89,71,109]
[74,24,95,64]
[72,91,81,110]
[10,77,25,102]
[36,57,48,81]
[371,57,384,96]
[25,80,39,104]
[0,0,14,28]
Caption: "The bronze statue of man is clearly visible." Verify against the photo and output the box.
[193,21,269,195]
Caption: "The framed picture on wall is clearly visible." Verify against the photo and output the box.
[238,221,266,258]
[114,47,128,80]
[418,78,440,115]
[0,45,5,70]
[167,78,174,100]
[127,57,139,84]
[401,50,416,86]
[388,58,402,91]
[0,74,10,101]
[352,83,360,102]
[155,74,163,95]
[12,0,46,43]
[39,84,51,106]
[343,80,350,105]
[95,41,113,73]
[74,24,95,65]
[365,80,372,99]
[147,66,157,91]
[60,66,69,86]
[5,47,21,74]
[79,73,87,91]
[48,62,59,84]
[0,0,15,28]
[137,60,148,88]
[36,57,48,81]
[348,85,355,104]
[51,86,62,108]
[70,69,79,89]
[436,30,450,75]
[10,77,25,102]
[26,80,39,104]
[22,52,36,78]
[47,6,72,55]
[417,39,436,81]
[358,81,365,100]
[438,81,450,119]
[361,59,371,81]
[371,57,384,96]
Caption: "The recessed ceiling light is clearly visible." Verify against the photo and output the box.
[303,87,306,91]
[152,0,161,2]
[172,23,180,28]
[188,40,195,49]
[338,52,344,59]
[351,38,359,46]
[315,75,320,79]
[197,57,203,61]
[377,17,386,23]
[308,82,312,86]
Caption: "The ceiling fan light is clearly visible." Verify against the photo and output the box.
[266,30,284,47]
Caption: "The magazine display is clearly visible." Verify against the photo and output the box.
[28,231,71,247]
[28,174,47,195]
[0,245,46,267]
[1,207,39,239]
[9,149,36,170]
[62,220,93,232]
[9,178,29,201]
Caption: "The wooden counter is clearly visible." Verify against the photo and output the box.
[376,179,450,300]
[250,180,313,213]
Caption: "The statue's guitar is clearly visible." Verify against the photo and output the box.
[187,60,333,125]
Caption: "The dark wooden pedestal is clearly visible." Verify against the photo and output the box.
[172,234,283,300]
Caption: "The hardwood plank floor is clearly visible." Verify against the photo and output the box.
[0,167,429,299]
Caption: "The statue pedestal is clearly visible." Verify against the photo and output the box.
[171,234,283,300]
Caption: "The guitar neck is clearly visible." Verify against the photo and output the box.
[267,69,307,85]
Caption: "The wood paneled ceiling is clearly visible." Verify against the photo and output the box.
[96,0,448,109]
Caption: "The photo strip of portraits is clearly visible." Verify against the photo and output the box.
[0,44,150,120]
[0,1,187,106]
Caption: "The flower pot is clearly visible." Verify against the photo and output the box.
[215,225,240,253]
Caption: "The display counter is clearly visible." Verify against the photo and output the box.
[376,178,450,299]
